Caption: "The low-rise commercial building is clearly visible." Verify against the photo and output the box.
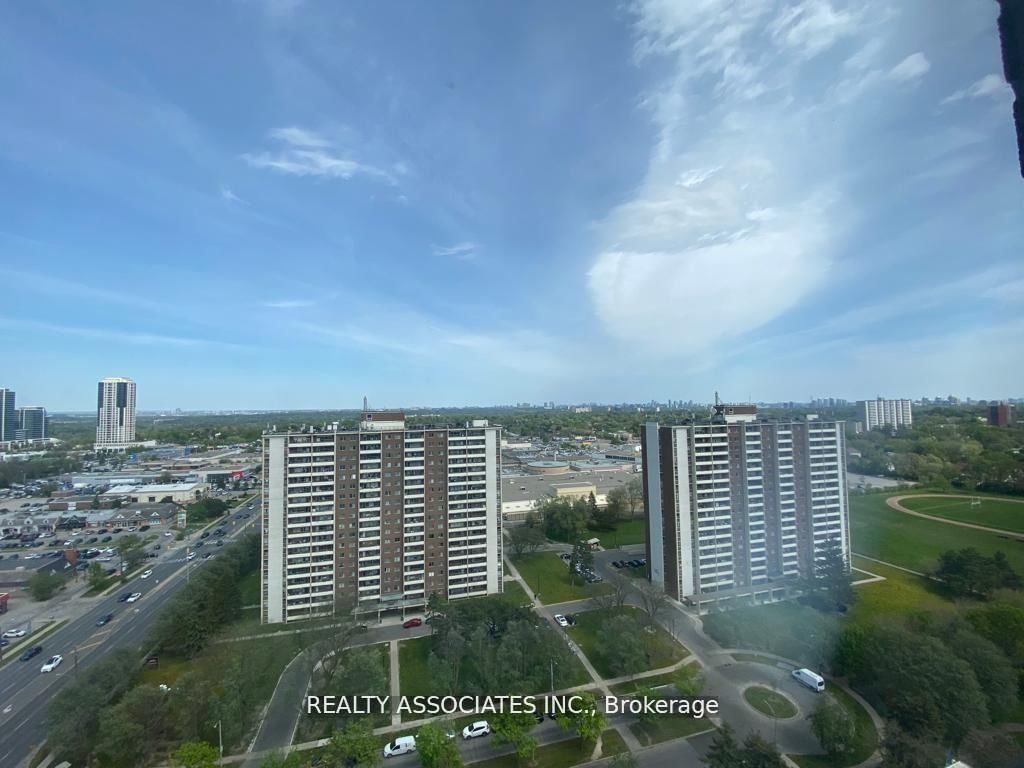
[102,482,209,504]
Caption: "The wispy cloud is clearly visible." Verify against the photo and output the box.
[0,316,254,350]
[942,73,1010,104]
[221,186,246,204]
[887,52,930,83]
[243,127,400,185]
[431,242,479,261]
[263,298,317,309]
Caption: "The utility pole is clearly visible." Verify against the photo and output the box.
[74,645,79,678]
[217,719,223,761]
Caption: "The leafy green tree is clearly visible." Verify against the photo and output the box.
[172,741,219,768]
[325,719,381,768]
[742,733,786,768]
[491,711,539,762]
[508,525,546,557]
[116,533,147,571]
[599,614,646,677]
[673,663,705,697]
[568,539,594,585]
[416,723,463,768]
[604,487,627,523]
[879,722,945,768]
[808,694,856,761]
[622,478,643,519]
[609,751,637,768]
[259,752,307,768]
[554,691,606,743]
[539,498,587,542]
[704,724,743,768]
[87,561,106,589]
[635,580,668,627]
[944,622,1018,721]
[27,570,64,601]
[967,602,1024,664]
[935,549,1021,598]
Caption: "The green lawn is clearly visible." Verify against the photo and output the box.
[600,728,628,757]
[743,686,797,719]
[848,555,957,625]
[591,518,647,548]
[238,570,260,606]
[398,635,433,699]
[566,606,687,679]
[850,493,1024,575]
[788,683,878,768]
[510,552,613,605]
[498,579,530,606]
[629,715,714,746]
[899,495,1024,534]
[608,669,685,695]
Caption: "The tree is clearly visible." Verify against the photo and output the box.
[259,752,307,768]
[802,537,853,610]
[87,561,106,589]
[672,663,705,697]
[704,724,744,768]
[538,498,587,542]
[622,478,643,519]
[879,723,945,768]
[325,718,381,768]
[508,525,546,558]
[490,711,538,763]
[116,533,146,572]
[27,570,64,601]
[635,581,668,628]
[609,751,637,768]
[809,694,856,761]
[158,470,175,483]
[599,614,647,677]
[604,487,627,523]
[172,741,219,768]
[944,622,1018,721]
[568,539,594,585]
[935,549,1021,598]
[742,733,786,768]
[554,691,606,743]
[592,571,630,612]
[416,723,463,768]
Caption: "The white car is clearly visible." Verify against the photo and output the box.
[40,654,63,673]
[186,552,196,561]
[554,614,569,628]
[140,569,154,579]
[2,629,26,639]
[126,592,142,603]
[462,721,491,740]
[164,531,173,537]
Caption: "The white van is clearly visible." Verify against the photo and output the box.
[383,735,417,758]
[791,668,826,692]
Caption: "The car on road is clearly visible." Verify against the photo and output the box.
[462,721,491,740]
[187,552,196,561]
[402,618,423,629]
[383,735,416,758]
[140,569,153,579]
[117,592,133,602]
[200,531,210,539]
[40,654,63,673]
[101,536,112,543]
[164,531,173,537]
[554,614,569,628]
[215,540,223,547]
[612,561,623,568]
[2,628,27,639]
[20,646,43,661]
[96,613,114,626]
[126,592,142,603]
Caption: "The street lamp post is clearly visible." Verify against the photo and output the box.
[216,720,224,762]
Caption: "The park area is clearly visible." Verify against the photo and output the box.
[510,551,613,604]
[898,494,1024,533]
[566,605,688,678]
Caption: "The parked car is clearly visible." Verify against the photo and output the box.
[462,721,491,740]
[2,628,26,639]
[96,613,114,626]
[40,654,63,673]
[383,735,416,758]
[559,553,571,561]
[164,531,173,537]
[402,618,423,629]
[554,614,569,628]
[101,536,112,543]
[20,646,43,661]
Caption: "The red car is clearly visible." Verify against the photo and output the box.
[402,618,423,629]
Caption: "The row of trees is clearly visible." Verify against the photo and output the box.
[934,548,1021,598]
[527,478,644,544]
[147,533,258,657]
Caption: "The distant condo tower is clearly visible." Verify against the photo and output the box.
[95,376,137,451]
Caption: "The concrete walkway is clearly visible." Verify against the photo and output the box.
[388,640,401,727]
[886,494,1024,538]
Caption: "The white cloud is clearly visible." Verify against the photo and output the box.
[0,316,252,350]
[942,73,1010,104]
[431,242,479,260]
[770,0,861,59]
[221,186,245,204]
[887,52,930,83]
[675,166,721,188]
[243,127,399,185]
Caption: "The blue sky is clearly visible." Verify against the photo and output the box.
[0,0,1021,411]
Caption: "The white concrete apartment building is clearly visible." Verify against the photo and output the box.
[261,411,502,624]
[95,377,137,450]
[860,398,913,431]
[642,407,849,610]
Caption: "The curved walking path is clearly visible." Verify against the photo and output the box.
[886,494,1024,539]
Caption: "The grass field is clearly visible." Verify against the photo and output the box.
[850,493,1024,575]
[591,518,647,548]
[566,606,688,679]
[743,686,797,719]
[398,635,433,699]
[789,683,878,768]
[608,668,687,694]
[848,555,957,624]
[600,728,628,757]
[238,570,260,606]
[629,714,714,746]
[899,495,1024,534]
[510,552,613,604]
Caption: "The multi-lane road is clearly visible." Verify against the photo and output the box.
[0,498,260,768]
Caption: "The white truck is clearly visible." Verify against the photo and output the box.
[791,668,825,692]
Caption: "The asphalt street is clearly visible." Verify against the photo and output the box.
[0,498,261,768]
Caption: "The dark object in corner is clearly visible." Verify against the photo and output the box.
[997,0,1024,176]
